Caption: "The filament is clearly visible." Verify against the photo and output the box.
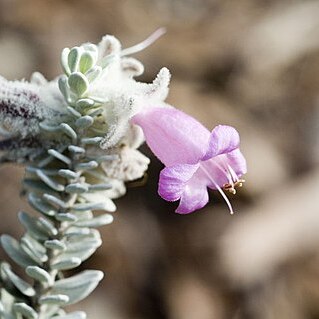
[200,165,234,215]
[227,164,239,183]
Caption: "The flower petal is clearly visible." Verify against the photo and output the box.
[203,125,240,160]
[132,107,210,166]
[226,148,247,177]
[158,163,199,201]
[175,173,209,214]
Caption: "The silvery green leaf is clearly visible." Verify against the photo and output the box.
[39,294,69,306]
[48,149,71,166]
[35,170,65,192]
[37,217,58,236]
[80,192,116,212]
[74,214,113,228]
[40,305,62,319]
[68,73,89,97]
[0,263,25,299]
[59,123,77,142]
[13,303,38,319]
[20,237,47,264]
[18,212,48,241]
[76,161,98,170]
[28,193,56,217]
[58,168,79,180]
[24,179,59,196]
[58,232,101,262]
[64,228,91,240]
[70,210,93,221]
[51,258,81,271]
[55,213,77,222]
[66,228,100,241]
[52,311,87,319]
[67,145,85,154]
[75,116,94,128]
[85,66,102,83]
[65,183,88,194]
[52,270,103,305]
[26,166,60,177]
[22,234,46,255]
[66,106,81,118]
[44,240,66,251]
[87,107,104,117]
[81,137,102,145]
[79,52,95,74]
[75,98,95,108]
[37,154,55,168]
[43,194,68,209]
[72,202,108,212]
[58,75,70,102]
[68,47,82,73]
[26,266,52,286]
[61,48,71,75]
[1,263,35,297]
[1,235,37,268]
[55,247,98,263]
[66,236,101,253]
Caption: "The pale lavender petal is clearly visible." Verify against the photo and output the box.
[158,163,199,201]
[226,148,247,176]
[203,125,240,161]
[175,172,209,214]
[132,107,210,166]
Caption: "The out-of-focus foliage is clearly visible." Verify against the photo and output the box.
[1,0,319,318]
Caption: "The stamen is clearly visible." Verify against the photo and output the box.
[208,159,234,187]
[121,28,167,56]
[227,164,240,183]
[200,165,234,215]
[223,183,236,194]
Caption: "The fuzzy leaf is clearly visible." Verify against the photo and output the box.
[20,237,47,264]
[26,266,52,285]
[52,311,87,319]
[39,295,69,306]
[1,263,35,297]
[28,193,56,217]
[65,183,88,194]
[52,270,103,305]
[75,116,94,128]
[35,170,65,192]
[74,214,113,228]
[18,212,48,241]
[79,52,95,74]
[68,73,89,97]
[13,303,38,319]
[1,235,37,268]
[51,258,81,271]
[68,47,82,73]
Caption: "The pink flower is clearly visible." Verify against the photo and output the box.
[132,107,247,214]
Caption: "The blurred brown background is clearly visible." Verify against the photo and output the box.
[1,0,319,318]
